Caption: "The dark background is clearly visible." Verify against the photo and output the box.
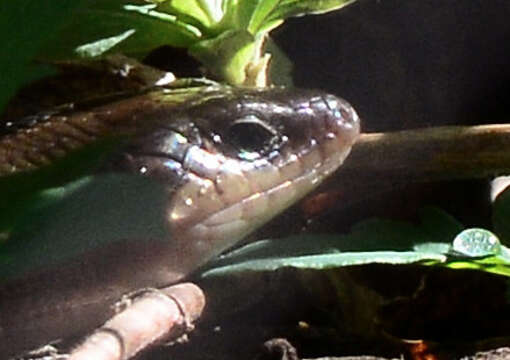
[273,0,510,132]
[266,0,510,230]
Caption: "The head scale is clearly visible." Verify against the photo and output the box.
[109,86,360,269]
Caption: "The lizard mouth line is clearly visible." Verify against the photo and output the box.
[0,85,360,359]
[166,132,357,269]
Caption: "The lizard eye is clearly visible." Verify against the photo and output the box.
[227,115,279,161]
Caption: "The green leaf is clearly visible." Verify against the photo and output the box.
[0,0,86,113]
[202,210,455,278]
[202,206,510,280]
[202,251,446,278]
[444,255,510,278]
[155,0,224,29]
[39,1,200,61]
[215,207,462,263]
[247,0,280,33]
[266,0,356,23]
[218,0,275,32]
[34,0,359,85]
[219,0,352,35]
[189,29,256,84]
[75,29,137,58]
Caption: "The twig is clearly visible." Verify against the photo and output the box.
[322,124,510,205]
[68,283,205,360]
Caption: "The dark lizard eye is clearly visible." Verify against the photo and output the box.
[227,115,279,161]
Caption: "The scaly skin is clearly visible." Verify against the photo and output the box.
[0,84,359,358]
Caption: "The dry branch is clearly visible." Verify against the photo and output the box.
[323,124,510,206]
[68,283,205,360]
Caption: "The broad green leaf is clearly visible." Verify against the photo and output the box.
[247,0,280,33]
[155,0,223,29]
[219,0,353,34]
[189,29,256,84]
[39,1,200,60]
[202,251,446,278]
[202,207,510,279]
[413,242,451,255]
[123,3,203,37]
[157,0,215,27]
[75,29,137,58]
[214,208,463,265]
[257,18,284,34]
[0,0,86,113]
[445,255,510,278]
[34,0,359,85]
[267,0,356,23]
[202,210,455,277]
[219,0,271,32]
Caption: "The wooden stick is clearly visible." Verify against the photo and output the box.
[320,124,510,206]
[68,283,205,360]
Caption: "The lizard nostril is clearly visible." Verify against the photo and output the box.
[314,94,360,139]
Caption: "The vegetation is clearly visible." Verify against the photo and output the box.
[2,1,510,358]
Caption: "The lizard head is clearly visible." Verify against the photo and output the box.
[112,85,360,270]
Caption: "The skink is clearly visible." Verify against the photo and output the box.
[0,83,359,358]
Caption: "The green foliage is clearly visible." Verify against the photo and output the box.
[0,0,356,116]
[6,0,510,296]
[202,206,510,280]
[36,0,356,85]
[0,0,86,113]
[40,1,200,60]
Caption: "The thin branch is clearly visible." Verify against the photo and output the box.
[68,283,205,360]
[321,124,510,205]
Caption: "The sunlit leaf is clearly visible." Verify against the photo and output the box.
[444,255,510,277]
[34,0,359,85]
[189,29,255,84]
[75,29,136,58]
[202,210,455,277]
[202,251,446,278]
[247,0,280,33]
[267,0,356,23]
[39,1,200,61]
[155,0,223,28]
[202,207,510,279]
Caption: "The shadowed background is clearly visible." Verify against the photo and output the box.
[274,0,510,132]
